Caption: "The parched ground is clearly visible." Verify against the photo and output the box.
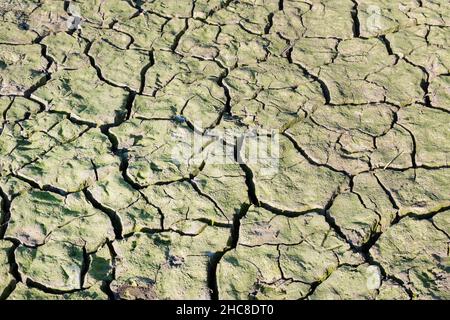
[0,0,449,300]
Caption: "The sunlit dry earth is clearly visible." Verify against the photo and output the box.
[0,0,449,300]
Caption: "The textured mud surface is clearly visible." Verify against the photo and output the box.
[0,0,449,300]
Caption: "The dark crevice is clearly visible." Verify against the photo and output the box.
[24,278,83,295]
[217,69,232,116]
[264,13,274,34]
[237,163,259,206]
[401,57,432,110]
[0,278,16,300]
[102,240,118,300]
[0,186,12,239]
[283,132,350,177]
[125,91,136,120]
[83,189,123,239]
[375,164,449,172]
[7,241,22,283]
[183,218,232,229]
[79,246,91,288]
[136,227,165,237]
[23,41,53,98]
[431,220,450,240]
[153,177,191,186]
[171,19,189,52]
[321,193,355,249]
[316,79,331,105]
[379,35,394,56]
[128,0,145,13]
[99,125,119,153]
[1,97,15,125]
[364,253,414,299]
[48,110,98,128]
[0,242,20,300]
[120,158,145,190]
[90,159,99,181]
[400,205,450,222]
[63,0,70,12]
[207,250,226,300]
[421,78,432,108]
[138,51,155,95]
[189,180,229,222]
[203,0,233,19]
[397,123,418,170]
[208,203,251,300]
[289,60,331,104]
[319,191,388,279]
[278,32,294,62]
[101,279,116,301]
[359,230,383,255]
[235,135,259,206]
[301,264,342,300]
[372,173,400,210]
[80,34,134,91]
[351,0,361,38]
[260,202,321,218]
[350,180,386,254]
[229,203,251,249]
[12,174,68,196]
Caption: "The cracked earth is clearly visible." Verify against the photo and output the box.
[0,0,449,300]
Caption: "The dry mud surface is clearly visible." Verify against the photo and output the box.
[0,0,449,300]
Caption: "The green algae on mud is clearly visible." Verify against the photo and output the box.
[0,0,449,300]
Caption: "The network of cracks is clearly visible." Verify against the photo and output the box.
[0,0,449,300]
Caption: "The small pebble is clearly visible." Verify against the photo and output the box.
[18,22,29,30]
[173,115,186,123]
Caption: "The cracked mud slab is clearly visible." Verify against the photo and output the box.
[0,0,449,300]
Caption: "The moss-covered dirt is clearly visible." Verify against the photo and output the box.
[0,0,449,300]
